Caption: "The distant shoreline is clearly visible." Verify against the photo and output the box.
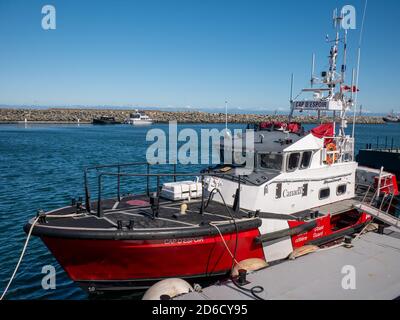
[0,107,386,124]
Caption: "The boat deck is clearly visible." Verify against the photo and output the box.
[31,192,368,234]
[310,199,359,216]
[177,227,400,300]
[28,194,263,240]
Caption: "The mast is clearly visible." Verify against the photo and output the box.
[290,8,356,138]
[288,73,294,121]
[225,100,228,131]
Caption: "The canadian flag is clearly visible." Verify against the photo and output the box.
[341,85,360,93]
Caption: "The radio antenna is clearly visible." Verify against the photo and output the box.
[225,100,228,131]
[288,73,294,121]
[311,54,315,87]
[352,0,368,138]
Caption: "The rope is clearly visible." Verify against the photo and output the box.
[0,212,85,300]
[0,216,40,300]
[209,222,240,266]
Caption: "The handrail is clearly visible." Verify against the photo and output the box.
[356,180,400,216]
[84,162,177,213]
[94,171,242,217]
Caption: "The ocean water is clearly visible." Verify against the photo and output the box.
[0,122,399,300]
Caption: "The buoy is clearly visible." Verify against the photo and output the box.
[288,245,319,260]
[142,278,193,300]
[231,258,268,277]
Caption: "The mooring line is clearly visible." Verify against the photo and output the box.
[1,212,85,300]
[0,216,40,300]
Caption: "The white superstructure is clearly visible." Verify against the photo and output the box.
[203,10,362,262]
[125,111,153,125]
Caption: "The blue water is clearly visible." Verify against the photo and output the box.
[0,123,399,300]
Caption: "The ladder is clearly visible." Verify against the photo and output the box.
[354,203,400,229]
[355,167,400,230]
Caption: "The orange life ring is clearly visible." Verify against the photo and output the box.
[325,143,337,165]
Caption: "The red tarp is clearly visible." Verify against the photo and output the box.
[259,121,302,133]
[311,123,334,138]
[311,123,334,145]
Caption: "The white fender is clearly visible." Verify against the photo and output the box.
[231,258,268,277]
[142,278,193,300]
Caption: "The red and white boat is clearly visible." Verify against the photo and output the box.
[25,11,399,293]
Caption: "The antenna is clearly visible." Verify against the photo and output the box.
[311,54,315,87]
[333,8,338,28]
[288,73,294,121]
[341,30,347,83]
[225,100,228,131]
[352,0,368,138]
[290,73,294,102]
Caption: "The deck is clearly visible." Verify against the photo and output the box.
[177,227,400,300]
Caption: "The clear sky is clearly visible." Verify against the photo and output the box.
[0,0,399,112]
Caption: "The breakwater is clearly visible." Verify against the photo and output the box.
[0,108,385,124]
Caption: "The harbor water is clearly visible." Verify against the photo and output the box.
[0,123,399,300]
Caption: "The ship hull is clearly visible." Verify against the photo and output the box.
[40,229,264,292]
[32,209,371,293]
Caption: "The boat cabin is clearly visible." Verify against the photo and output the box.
[205,123,356,215]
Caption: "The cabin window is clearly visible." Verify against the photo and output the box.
[319,187,330,200]
[233,151,247,166]
[219,149,251,167]
[287,153,300,171]
[259,153,283,170]
[300,151,312,169]
[337,184,347,195]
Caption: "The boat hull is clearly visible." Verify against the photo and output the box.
[41,229,264,292]
[127,120,153,125]
[92,120,121,125]
[35,210,371,292]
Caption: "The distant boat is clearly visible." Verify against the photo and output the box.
[383,111,400,123]
[92,116,121,125]
[125,111,153,125]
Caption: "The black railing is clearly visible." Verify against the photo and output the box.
[364,136,400,151]
[84,162,177,213]
[95,171,203,217]
[83,161,242,217]
[94,170,243,218]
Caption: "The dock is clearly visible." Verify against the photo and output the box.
[177,227,400,300]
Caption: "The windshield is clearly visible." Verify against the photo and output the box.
[258,153,283,170]
[219,149,251,167]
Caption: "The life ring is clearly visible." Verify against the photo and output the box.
[325,142,337,165]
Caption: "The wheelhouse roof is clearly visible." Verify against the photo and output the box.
[221,130,305,153]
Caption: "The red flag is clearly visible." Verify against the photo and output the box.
[311,123,334,145]
[341,85,359,92]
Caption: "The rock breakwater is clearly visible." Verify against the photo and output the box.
[0,108,385,124]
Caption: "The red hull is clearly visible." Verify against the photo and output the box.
[42,229,264,287]
[40,211,370,291]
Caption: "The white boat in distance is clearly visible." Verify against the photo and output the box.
[125,111,153,125]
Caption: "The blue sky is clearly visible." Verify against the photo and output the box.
[0,0,399,112]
